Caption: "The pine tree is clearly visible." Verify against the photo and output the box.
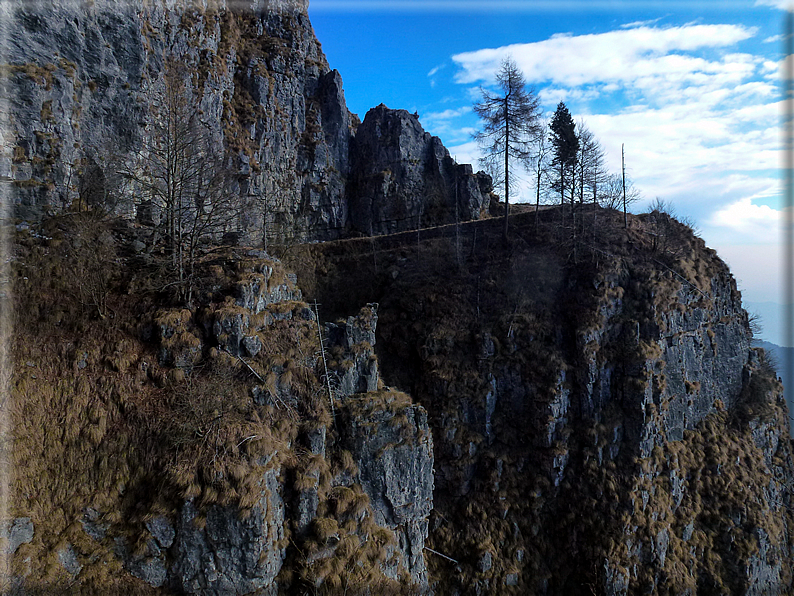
[473,57,542,241]
[549,102,579,209]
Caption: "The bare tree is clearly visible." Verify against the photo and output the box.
[63,212,116,320]
[576,121,606,206]
[599,173,640,211]
[529,119,553,232]
[123,58,238,306]
[473,57,542,241]
[574,120,608,238]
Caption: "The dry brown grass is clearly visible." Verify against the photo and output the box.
[9,212,430,593]
[8,218,311,591]
[281,205,773,594]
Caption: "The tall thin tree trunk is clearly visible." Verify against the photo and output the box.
[535,167,541,234]
[570,167,576,244]
[503,96,510,242]
[579,160,585,236]
[559,162,565,239]
[593,178,598,243]
[455,175,461,267]
[622,144,627,229]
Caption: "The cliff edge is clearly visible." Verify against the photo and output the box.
[1,0,490,243]
[290,205,794,595]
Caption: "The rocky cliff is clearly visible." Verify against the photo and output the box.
[348,104,491,236]
[7,216,433,594]
[4,2,794,595]
[7,196,794,596]
[290,206,794,595]
[1,0,490,242]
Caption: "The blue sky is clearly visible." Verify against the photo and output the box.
[309,0,788,309]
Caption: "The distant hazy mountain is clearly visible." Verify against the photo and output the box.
[755,340,794,431]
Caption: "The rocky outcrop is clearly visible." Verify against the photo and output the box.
[1,0,148,218]
[1,517,34,555]
[106,256,433,594]
[207,261,306,358]
[325,303,379,396]
[170,469,285,595]
[338,398,434,587]
[349,104,490,236]
[296,209,794,595]
[10,2,791,594]
[0,0,346,240]
[3,2,489,243]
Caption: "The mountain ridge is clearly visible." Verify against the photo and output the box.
[3,2,794,595]
[2,0,492,245]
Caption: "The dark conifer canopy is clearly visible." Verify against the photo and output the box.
[549,101,579,169]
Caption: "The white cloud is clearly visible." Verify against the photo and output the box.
[764,34,784,43]
[428,64,445,77]
[689,194,784,303]
[582,103,780,189]
[453,21,781,231]
[448,140,482,169]
[424,106,471,120]
[762,59,779,72]
[754,0,794,10]
[452,24,756,88]
[422,107,476,145]
[621,17,664,29]
[538,86,601,105]
[710,197,782,243]
[439,19,783,301]
[466,86,484,101]
[732,100,783,122]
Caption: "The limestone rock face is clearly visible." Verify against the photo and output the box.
[324,303,379,397]
[338,398,434,588]
[349,104,490,236]
[170,468,285,595]
[126,261,434,594]
[303,213,794,595]
[1,517,34,555]
[1,0,147,217]
[1,0,346,242]
[3,2,489,243]
[574,269,752,458]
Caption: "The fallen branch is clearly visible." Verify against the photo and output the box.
[236,435,259,449]
[424,546,459,565]
[222,347,296,418]
[222,346,265,382]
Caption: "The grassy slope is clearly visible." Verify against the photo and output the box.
[285,205,794,595]
[8,214,419,595]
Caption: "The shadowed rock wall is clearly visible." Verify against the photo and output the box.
[2,1,490,243]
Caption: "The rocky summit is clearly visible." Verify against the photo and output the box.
[1,0,492,243]
[3,1,793,596]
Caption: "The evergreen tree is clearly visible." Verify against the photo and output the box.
[549,102,579,209]
[473,57,542,240]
